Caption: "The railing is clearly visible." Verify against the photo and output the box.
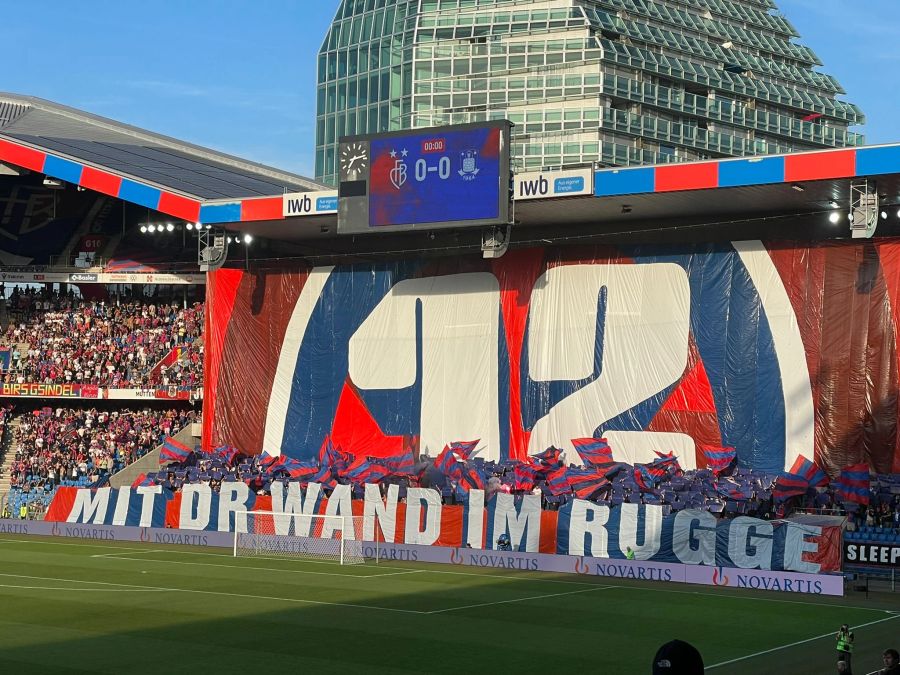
[42,255,201,274]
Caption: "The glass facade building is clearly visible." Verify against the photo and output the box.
[315,0,864,185]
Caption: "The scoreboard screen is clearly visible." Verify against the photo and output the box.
[337,121,511,234]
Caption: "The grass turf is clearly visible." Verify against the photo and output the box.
[0,534,896,674]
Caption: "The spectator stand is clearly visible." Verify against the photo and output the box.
[0,290,204,391]
[4,404,198,520]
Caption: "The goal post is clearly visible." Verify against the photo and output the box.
[233,511,378,565]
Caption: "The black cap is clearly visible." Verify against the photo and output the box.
[652,640,704,675]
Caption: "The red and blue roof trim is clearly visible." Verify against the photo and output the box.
[0,136,203,222]
[3,133,900,226]
[0,135,285,225]
[595,144,900,197]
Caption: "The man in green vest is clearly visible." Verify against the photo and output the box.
[18,503,27,520]
[625,546,636,560]
[836,623,854,669]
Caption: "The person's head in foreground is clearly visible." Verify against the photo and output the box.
[652,639,704,675]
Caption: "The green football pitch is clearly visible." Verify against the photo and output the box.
[0,534,896,674]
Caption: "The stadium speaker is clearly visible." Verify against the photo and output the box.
[481,225,510,259]
[850,179,879,239]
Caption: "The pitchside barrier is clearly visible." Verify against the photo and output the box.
[0,518,844,596]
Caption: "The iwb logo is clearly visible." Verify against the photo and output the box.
[283,191,338,216]
[285,195,314,215]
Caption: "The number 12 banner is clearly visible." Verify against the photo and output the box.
[203,239,900,477]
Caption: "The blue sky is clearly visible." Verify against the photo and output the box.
[1,0,897,179]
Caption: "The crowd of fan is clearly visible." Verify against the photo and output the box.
[8,407,198,505]
[2,288,203,388]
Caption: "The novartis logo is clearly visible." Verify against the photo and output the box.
[574,556,590,575]
[449,548,464,565]
[712,566,730,586]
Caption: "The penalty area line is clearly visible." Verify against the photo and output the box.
[91,549,170,559]
[425,585,616,614]
[706,614,900,670]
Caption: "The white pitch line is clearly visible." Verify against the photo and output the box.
[91,549,170,559]
[425,585,615,614]
[594,583,895,615]
[98,546,416,571]
[706,614,900,670]
[91,554,422,580]
[0,572,424,615]
[393,566,607,587]
[0,538,161,553]
[86,545,606,585]
[0,584,161,593]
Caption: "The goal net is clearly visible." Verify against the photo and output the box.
[233,512,374,565]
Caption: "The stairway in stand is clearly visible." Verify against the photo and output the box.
[0,415,22,499]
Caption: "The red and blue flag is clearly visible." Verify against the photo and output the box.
[131,473,153,488]
[448,439,479,460]
[532,446,564,467]
[159,437,193,465]
[700,446,737,475]
[633,465,657,492]
[347,459,392,483]
[773,472,809,502]
[571,438,613,467]
[567,468,609,500]
[836,463,871,504]
[434,444,466,480]
[213,445,240,466]
[788,455,829,488]
[545,466,570,495]
[378,449,415,475]
[513,462,539,491]
[456,467,486,493]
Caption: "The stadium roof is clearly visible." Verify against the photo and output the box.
[230,142,900,244]
[0,92,324,223]
[0,91,898,243]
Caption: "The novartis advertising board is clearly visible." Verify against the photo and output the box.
[0,518,843,596]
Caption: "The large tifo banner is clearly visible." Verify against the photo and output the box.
[203,240,900,476]
[47,484,842,574]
